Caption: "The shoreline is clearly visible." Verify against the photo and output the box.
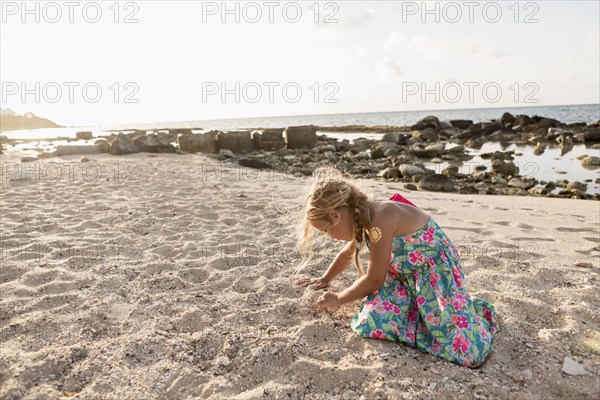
[1,112,599,200]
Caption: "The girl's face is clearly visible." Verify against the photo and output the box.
[310,207,355,242]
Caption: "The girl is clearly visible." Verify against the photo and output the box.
[294,167,500,368]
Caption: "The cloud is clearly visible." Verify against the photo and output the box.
[375,57,403,78]
[315,6,379,30]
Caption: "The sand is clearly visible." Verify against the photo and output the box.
[0,149,598,400]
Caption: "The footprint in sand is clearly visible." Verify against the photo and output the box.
[556,227,599,234]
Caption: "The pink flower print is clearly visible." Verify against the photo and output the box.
[364,301,376,312]
[370,329,386,339]
[409,251,424,265]
[452,266,464,287]
[392,305,400,314]
[451,315,470,329]
[425,314,440,326]
[416,295,426,307]
[430,272,440,287]
[431,338,442,354]
[394,285,408,300]
[407,309,417,323]
[388,267,400,279]
[439,296,447,309]
[382,301,393,311]
[403,236,420,244]
[453,293,467,311]
[406,326,416,343]
[440,251,449,263]
[452,335,471,354]
[422,227,435,242]
[483,308,494,323]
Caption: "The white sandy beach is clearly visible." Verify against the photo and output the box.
[0,149,598,399]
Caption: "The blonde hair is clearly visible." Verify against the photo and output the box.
[295,166,372,278]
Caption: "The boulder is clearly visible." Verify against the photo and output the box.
[501,112,516,124]
[409,143,445,158]
[284,125,317,149]
[584,127,600,142]
[507,177,536,190]
[109,133,141,155]
[252,129,285,150]
[133,134,176,153]
[418,174,456,192]
[379,167,401,179]
[411,116,440,131]
[411,128,438,142]
[581,156,600,167]
[399,164,425,178]
[450,120,473,129]
[217,131,253,153]
[178,131,218,154]
[381,132,409,144]
[491,159,519,177]
[76,131,93,140]
[567,181,587,196]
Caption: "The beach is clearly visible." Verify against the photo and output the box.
[0,148,598,399]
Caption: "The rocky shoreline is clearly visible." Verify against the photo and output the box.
[2,113,599,200]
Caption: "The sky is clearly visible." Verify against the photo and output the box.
[1,0,599,126]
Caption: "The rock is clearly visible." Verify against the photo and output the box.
[379,167,400,179]
[508,177,536,190]
[404,183,418,191]
[219,149,235,159]
[320,144,337,152]
[20,157,36,162]
[218,356,231,367]
[80,157,90,163]
[381,132,409,144]
[447,145,466,154]
[533,142,546,155]
[409,143,444,158]
[109,133,141,155]
[300,155,313,164]
[411,115,440,131]
[94,139,110,153]
[522,369,533,380]
[251,348,260,357]
[252,129,285,150]
[566,181,587,196]
[418,174,455,192]
[133,134,176,153]
[284,125,317,149]
[491,159,519,177]
[178,131,218,154]
[575,262,592,268]
[238,159,273,170]
[217,131,253,153]
[450,120,473,129]
[581,156,600,167]
[356,151,369,160]
[501,112,516,124]
[562,357,587,376]
[583,127,600,142]
[411,128,438,142]
[76,131,93,140]
[399,164,425,178]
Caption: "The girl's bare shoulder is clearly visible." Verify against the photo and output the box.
[372,200,430,237]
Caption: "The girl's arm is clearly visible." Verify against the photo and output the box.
[321,240,356,283]
[337,216,393,305]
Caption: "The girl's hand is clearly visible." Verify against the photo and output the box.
[294,276,329,290]
[316,291,341,310]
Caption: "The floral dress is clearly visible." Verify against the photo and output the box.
[350,193,500,368]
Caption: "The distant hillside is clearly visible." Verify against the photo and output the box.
[0,111,63,131]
